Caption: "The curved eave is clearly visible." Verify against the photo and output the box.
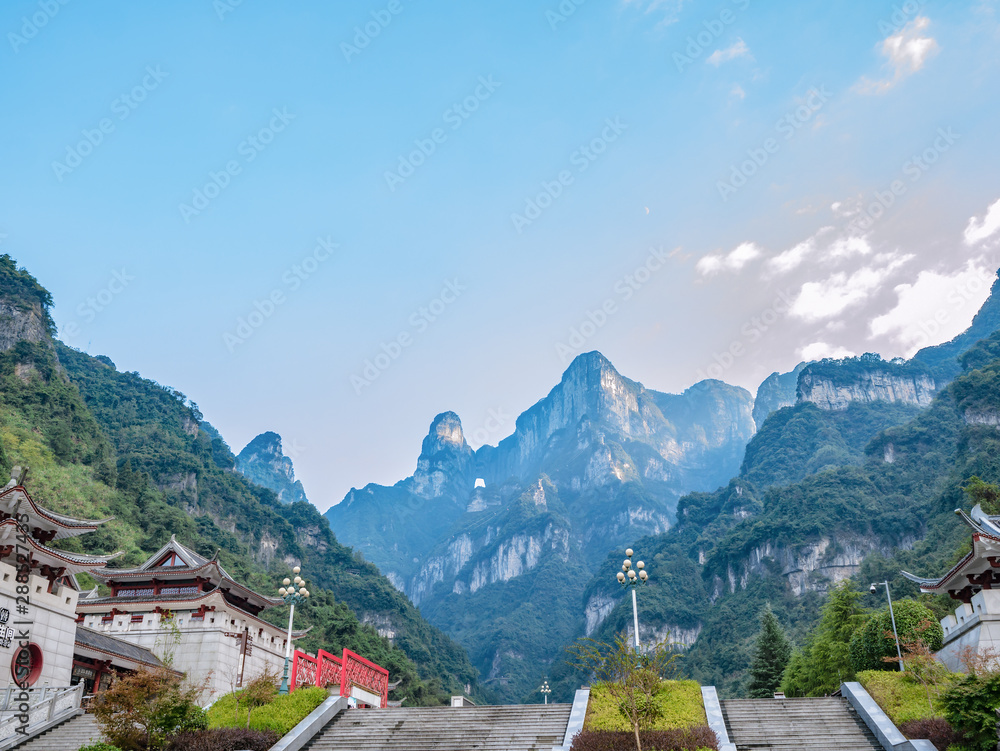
[0,486,114,535]
[93,558,222,581]
[0,520,123,573]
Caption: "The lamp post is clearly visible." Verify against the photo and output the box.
[278,566,310,695]
[539,679,551,705]
[870,580,904,672]
[616,548,649,651]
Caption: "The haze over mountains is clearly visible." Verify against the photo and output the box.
[237,268,1000,701]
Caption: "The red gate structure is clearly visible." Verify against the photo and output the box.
[289,647,389,708]
[290,651,317,690]
[317,649,342,690]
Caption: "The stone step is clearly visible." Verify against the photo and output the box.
[720,697,881,751]
[12,713,104,751]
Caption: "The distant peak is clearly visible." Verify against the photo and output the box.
[562,351,617,381]
[421,412,470,457]
[239,431,283,458]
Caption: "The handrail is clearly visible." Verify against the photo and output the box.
[0,684,84,749]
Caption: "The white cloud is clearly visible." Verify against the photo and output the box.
[789,253,912,321]
[706,38,752,67]
[856,17,939,94]
[964,198,1000,245]
[800,342,856,361]
[696,242,762,276]
[730,84,746,100]
[765,226,834,276]
[827,236,872,258]
[869,261,996,356]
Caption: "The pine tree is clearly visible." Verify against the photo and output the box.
[747,604,792,698]
[783,581,866,696]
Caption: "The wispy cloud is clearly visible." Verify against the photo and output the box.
[964,197,1000,245]
[706,38,752,67]
[800,341,856,361]
[856,17,939,94]
[789,252,912,322]
[696,241,762,276]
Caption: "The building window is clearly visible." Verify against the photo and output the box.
[130,614,145,623]
[10,644,43,687]
[154,552,188,568]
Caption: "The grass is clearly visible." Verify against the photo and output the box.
[207,686,328,736]
[583,680,707,732]
[856,670,957,724]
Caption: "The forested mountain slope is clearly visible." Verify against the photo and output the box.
[566,330,1000,698]
[0,255,480,705]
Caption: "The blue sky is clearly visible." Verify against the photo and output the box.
[3,0,1000,510]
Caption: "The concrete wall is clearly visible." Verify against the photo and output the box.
[0,560,80,689]
[79,598,290,701]
[936,589,1000,672]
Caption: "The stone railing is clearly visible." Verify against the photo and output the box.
[0,684,84,750]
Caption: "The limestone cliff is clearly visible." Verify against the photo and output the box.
[797,354,937,410]
[236,431,309,505]
[753,363,807,427]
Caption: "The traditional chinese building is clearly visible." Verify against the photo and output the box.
[0,472,121,689]
[903,505,1000,671]
[77,535,303,700]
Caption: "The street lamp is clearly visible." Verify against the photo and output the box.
[870,581,904,672]
[278,566,310,695]
[617,548,649,650]
[539,679,551,705]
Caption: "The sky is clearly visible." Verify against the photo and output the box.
[2,1,1000,511]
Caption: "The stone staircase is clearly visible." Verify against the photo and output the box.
[721,697,882,751]
[302,703,573,751]
[10,712,103,751]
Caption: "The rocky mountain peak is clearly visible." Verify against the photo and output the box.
[421,412,471,458]
[236,431,309,505]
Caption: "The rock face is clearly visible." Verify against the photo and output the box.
[325,351,756,703]
[0,301,50,352]
[753,363,807,427]
[796,355,938,411]
[236,432,309,505]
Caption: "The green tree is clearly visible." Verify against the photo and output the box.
[568,633,679,751]
[965,476,1000,515]
[941,672,1000,751]
[849,599,943,673]
[747,605,791,698]
[782,581,867,696]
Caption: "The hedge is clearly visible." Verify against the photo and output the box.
[206,687,328,736]
[584,680,707,732]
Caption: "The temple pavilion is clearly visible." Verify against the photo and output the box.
[903,504,1000,670]
[0,472,122,689]
[77,535,305,700]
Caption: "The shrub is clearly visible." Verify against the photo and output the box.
[856,670,954,724]
[941,672,1000,751]
[850,600,943,673]
[213,686,328,736]
[93,669,207,751]
[569,728,718,751]
[585,680,706,731]
[81,744,123,751]
[898,718,961,751]
[165,728,279,751]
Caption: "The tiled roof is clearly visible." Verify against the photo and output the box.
[75,627,164,667]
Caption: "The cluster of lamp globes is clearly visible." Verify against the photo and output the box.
[278,566,310,598]
[616,548,648,585]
